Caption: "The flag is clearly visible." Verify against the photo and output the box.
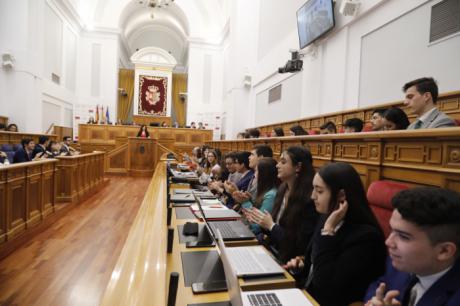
[106,106,110,124]
[95,105,99,123]
[101,106,106,123]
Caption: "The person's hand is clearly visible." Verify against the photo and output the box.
[224,181,238,194]
[247,207,274,230]
[232,191,250,203]
[0,152,6,158]
[283,256,305,271]
[365,283,401,306]
[323,200,348,233]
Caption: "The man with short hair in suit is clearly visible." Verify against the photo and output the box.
[32,135,49,159]
[60,136,74,156]
[13,138,35,163]
[404,77,455,129]
[365,187,460,306]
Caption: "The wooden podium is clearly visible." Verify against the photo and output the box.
[127,137,174,177]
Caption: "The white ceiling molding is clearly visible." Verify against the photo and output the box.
[130,46,177,68]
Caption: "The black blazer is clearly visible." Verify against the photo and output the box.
[265,199,319,263]
[13,148,31,163]
[32,144,46,159]
[303,221,386,306]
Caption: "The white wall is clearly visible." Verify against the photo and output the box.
[224,0,460,138]
[0,0,119,135]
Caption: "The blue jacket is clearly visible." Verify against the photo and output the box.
[365,257,460,306]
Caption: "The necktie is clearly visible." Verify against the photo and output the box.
[413,120,423,129]
[402,276,419,306]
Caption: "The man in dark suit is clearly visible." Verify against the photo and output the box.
[32,135,49,159]
[404,77,455,129]
[13,138,35,163]
[365,187,460,306]
[60,136,74,156]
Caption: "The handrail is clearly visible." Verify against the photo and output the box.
[45,123,55,134]
[156,141,182,161]
[100,162,167,306]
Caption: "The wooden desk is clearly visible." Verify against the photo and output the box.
[101,163,318,306]
[55,151,105,203]
[133,115,171,127]
[0,159,57,243]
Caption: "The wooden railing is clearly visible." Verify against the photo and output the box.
[56,151,106,203]
[207,127,460,193]
[255,90,460,136]
[78,124,212,156]
[100,162,168,306]
[105,143,129,175]
[0,131,58,146]
[0,159,57,244]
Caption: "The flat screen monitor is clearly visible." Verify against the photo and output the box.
[297,0,335,49]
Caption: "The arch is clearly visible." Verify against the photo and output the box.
[130,47,177,68]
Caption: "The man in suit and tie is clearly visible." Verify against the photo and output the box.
[404,77,455,129]
[32,135,49,159]
[60,136,74,156]
[365,187,460,306]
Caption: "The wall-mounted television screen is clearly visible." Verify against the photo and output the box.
[297,0,335,49]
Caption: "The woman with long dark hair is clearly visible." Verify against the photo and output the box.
[242,158,279,234]
[382,107,410,130]
[289,125,308,136]
[285,162,386,306]
[247,146,319,262]
[136,125,150,138]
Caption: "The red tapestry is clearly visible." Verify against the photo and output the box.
[138,75,167,116]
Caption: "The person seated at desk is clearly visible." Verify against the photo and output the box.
[290,124,308,136]
[242,158,279,235]
[344,118,364,133]
[382,107,410,130]
[32,135,50,159]
[14,138,43,163]
[136,125,150,138]
[0,123,6,131]
[198,122,205,129]
[198,149,219,184]
[271,127,285,137]
[320,121,337,134]
[87,116,96,124]
[6,123,18,132]
[224,151,254,208]
[190,121,197,129]
[161,121,168,127]
[371,108,388,131]
[365,187,460,306]
[60,136,78,156]
[47,141,62,157]
[404,77,455,129]
[0,151,10,165]
[209,152,242,199]
[248,146,319,263]
[247,128,260,138]
[232,145,273,206]
[285,162,386,306]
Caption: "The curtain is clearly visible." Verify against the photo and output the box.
[172,73,187,127]
[118,69,135,122]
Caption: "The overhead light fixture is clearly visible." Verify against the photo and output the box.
[145,0,174,19]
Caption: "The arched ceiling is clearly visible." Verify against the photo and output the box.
[69,0,230,67]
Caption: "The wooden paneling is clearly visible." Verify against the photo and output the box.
[53,126,73,142]
[207,127,460,192]
[0,116,8,127]
[257,91,460,135]
[78,124,212,155]
[0,131,57,146]
[0,160,57,244]
[56,152,105,204]
[133,115,172,126]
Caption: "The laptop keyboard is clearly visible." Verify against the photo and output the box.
[209,222,238,239]
[227,247,275,273]
[247,293,282,306]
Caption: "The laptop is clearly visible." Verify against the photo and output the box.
[196,198,255,241]
[216,230,314,306]
[193,197,241,221]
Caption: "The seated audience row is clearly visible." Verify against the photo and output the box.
[0,123,19,132]
[180,141,460,306]
[238,77,457,137]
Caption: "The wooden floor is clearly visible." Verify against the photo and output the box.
[0,176,151,306]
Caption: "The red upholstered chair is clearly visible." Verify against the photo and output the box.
[455,119,460,126]
[309,130,319,135]
[367,181,409,238]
